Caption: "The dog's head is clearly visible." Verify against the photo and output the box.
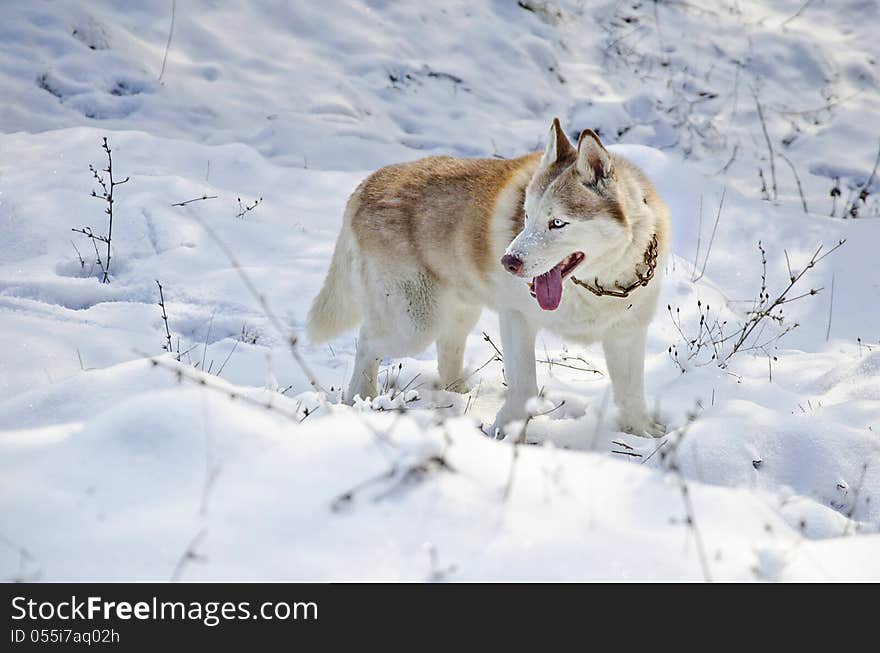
[502,118,630,310]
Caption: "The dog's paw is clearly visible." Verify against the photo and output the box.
[482,422,504,440]
[489,406,528,440]
[487,418,514,440]
[620,414,667,438]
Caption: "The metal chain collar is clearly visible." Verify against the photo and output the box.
[570,233,659,298]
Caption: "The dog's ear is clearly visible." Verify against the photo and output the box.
[576,129,614,186]
[539,117,576,168]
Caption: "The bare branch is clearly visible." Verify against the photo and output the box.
[753,89,777,201]
[693,189,725,283]
[156,280,176,358]
[778,151,808,213]
[172,194,218,207]
[158,0,176,83]
[74,138,126,283]
[780,0,816,28]
[235,196,262,219]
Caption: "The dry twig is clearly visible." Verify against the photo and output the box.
[753,90,777,201]
[158,0,176,83]
[156,280,177,359]
[72,137,129,283]
[172,194,218,207]
[778,151,808,213]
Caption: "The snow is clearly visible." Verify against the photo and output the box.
[1,0,878,582]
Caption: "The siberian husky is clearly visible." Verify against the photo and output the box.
[307,118,670,437]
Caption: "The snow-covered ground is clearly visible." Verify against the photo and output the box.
[1,0,878,581]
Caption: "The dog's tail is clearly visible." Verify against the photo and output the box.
[306,202,361,343]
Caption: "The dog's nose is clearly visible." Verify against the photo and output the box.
[501,253,524,275]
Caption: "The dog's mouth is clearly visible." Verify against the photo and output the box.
[526,252,585,311]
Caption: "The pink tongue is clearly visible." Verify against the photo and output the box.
[533,264,563,310]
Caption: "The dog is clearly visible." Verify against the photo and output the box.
[307,118,670,437]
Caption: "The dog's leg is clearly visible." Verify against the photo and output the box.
[602,328,665,437]
[491,309,538,437]
[437,305,481,393]
[346,327,380,403]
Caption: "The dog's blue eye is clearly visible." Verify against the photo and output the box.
[549,218,568,229]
